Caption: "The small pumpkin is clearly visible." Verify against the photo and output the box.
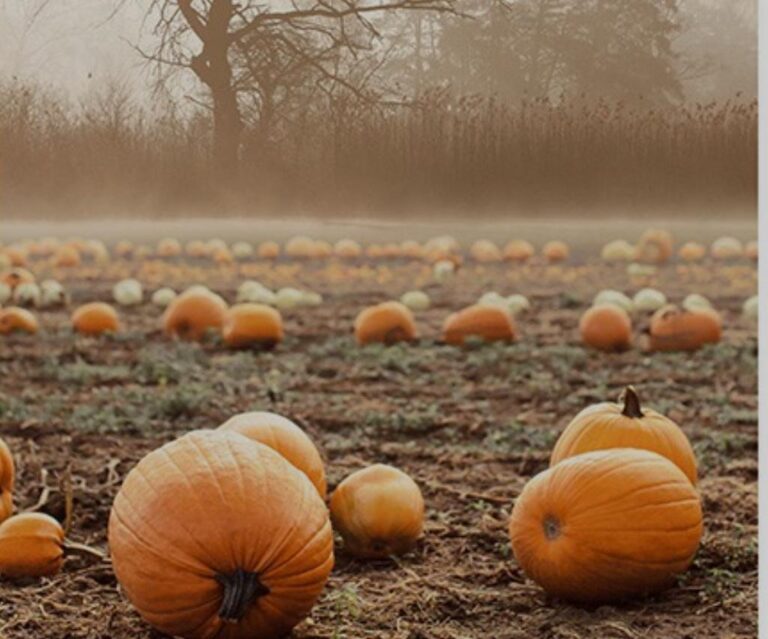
[222,304,284,348]
[0,437,14,523]
[600,240,635,262]
[579,304,632,352]
[745,240,758,261]
[258,241,281,259]
[232,241,254,260]
[157,237,183,258]
[743,295,758,322]
[710,237,743,260]
[185,240,208,258]
[285,236,315,259]
[163,289,228,340]
[400,240,424,259]
[678,242,706,262]
[1,267,35,290]
[71,302,120,336]
[354,301,417,346]
[649,304,721,352]
[219,411,326,498]
[682,293,712,312]
[0,307,39,335]
[443,304,516,346]
[114,240,135,258]
[470,240,502,263]
[330,464,424,559]
[592,290,634,314]
[334,239,362,259]
[109,430,333,639]
[508,449,702,604]
[635,229,673,264]
[400,290,431,311]
[432,259,456,283]
[503,240,535,263]
[151,287,177,308]
[0,513,65,578]
[113,279,143,306]
[551,386,697,484]
[542,241,569,263]
[53,245,81,268]
[633,288,667,313]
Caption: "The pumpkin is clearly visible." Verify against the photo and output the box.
[185,240,208,258]
[635,229,673,264]
[542,241,569,263]
[443,304,516,345]
[400,240,424,259]
[285,236,315,259]
[400,290,431,311]
[163,289,228,340]
[222,304,284,348]
[156,238,182,258]
[503,240,535,263]
[232,242,254,260]
[237,281,276,305]
[40,280,67,308]
[212,247,234,265]
[330,464,424,559]
[432,259,456,283]
[354,301,417,346]
[0,307,39,335]
[0,513,65,578]
[86,240,110,263]
[710,237,743,260]
[633,288,667,313]
[0,283,10,305]
[682,293,712,312]
[579,304,632,352]
[114,240,135,258]
[0,437,14,523]
[334,239,362,259]
[275,287,305,310]
[151,287,177,308]
[12,282,41,308]
[508,448,702,603]
[219,412,325,498]
[678,242,706,262]
[312,240,333,259]
[551,386,697,484]
[109,430,333,639]
[743,295,758,322]
[72,302,120,336]
[113,279,143,306]
[53,245,81,268]
[470,240,502,263]
[4,245,28,267]
[649,305,721,352]
[600,240,635,262]
[592,290,634,314]
[507,294,531,315]
[206,239,228,255]
[477,291,507,309]
[745,241,758,261]
[258,241,281,259]
[1,267,35,290]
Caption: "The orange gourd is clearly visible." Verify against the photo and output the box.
[579,304,632,352]
[636,229,673,264]
[185,240,208,258]
[1,267,35,290]
[509,449,702,603]
[470,240,502,263]
[163,290,228,340]
[330,464,424,559]
[442,304,516,345]
[0,438,14,523]
[354,301,417,346]
[219,411,326,498]
[53,245,81,267]
[258,242,281,259]
[542,241,569,263]
[109,430,333,639]
[157,238,182,258]
[649,304,721,352]
[71,302,120,336]
[334,239,362,259]
[503,240,535,263]
[551,386,697,484]
[222,304,284,348]
[678,242,706,262]
[0,513,65,578]
[0,307,39,335]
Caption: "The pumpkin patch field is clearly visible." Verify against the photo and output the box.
[0,220,757,638]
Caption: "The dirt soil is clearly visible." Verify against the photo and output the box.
[0,243,757,639]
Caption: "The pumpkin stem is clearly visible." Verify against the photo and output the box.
[621,386,644,418]
[217,569,270,623]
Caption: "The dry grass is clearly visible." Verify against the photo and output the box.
[0,82,757,218]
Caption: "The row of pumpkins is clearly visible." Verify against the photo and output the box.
[1,230,757,268]
[0,275,757,353]
[0,386,703,638]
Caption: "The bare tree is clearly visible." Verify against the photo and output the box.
[143,0,455,177]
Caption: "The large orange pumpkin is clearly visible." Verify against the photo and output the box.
[635,229,673,264]
[354,301,417,346]
[542,241,569,263]
[0,513,65,578]
[71,302,120,336]
[579,304,632,352]
[509,449,702,603]
[551,386,697,484]
[222,304,284,348]
[649,304,721,352]
[109,430,333,639]
[0,307,39,335]
[219,412,326,498]
[503,240,535,263]
[330,464,424,559]
[442,304,516,346]
[163,289,228,340]
[0,437,14,523]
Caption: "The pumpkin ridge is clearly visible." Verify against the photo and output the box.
[258,481,313,572]
[580,541,700,567]
[571,478,691,519]
[266,518,333,578]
